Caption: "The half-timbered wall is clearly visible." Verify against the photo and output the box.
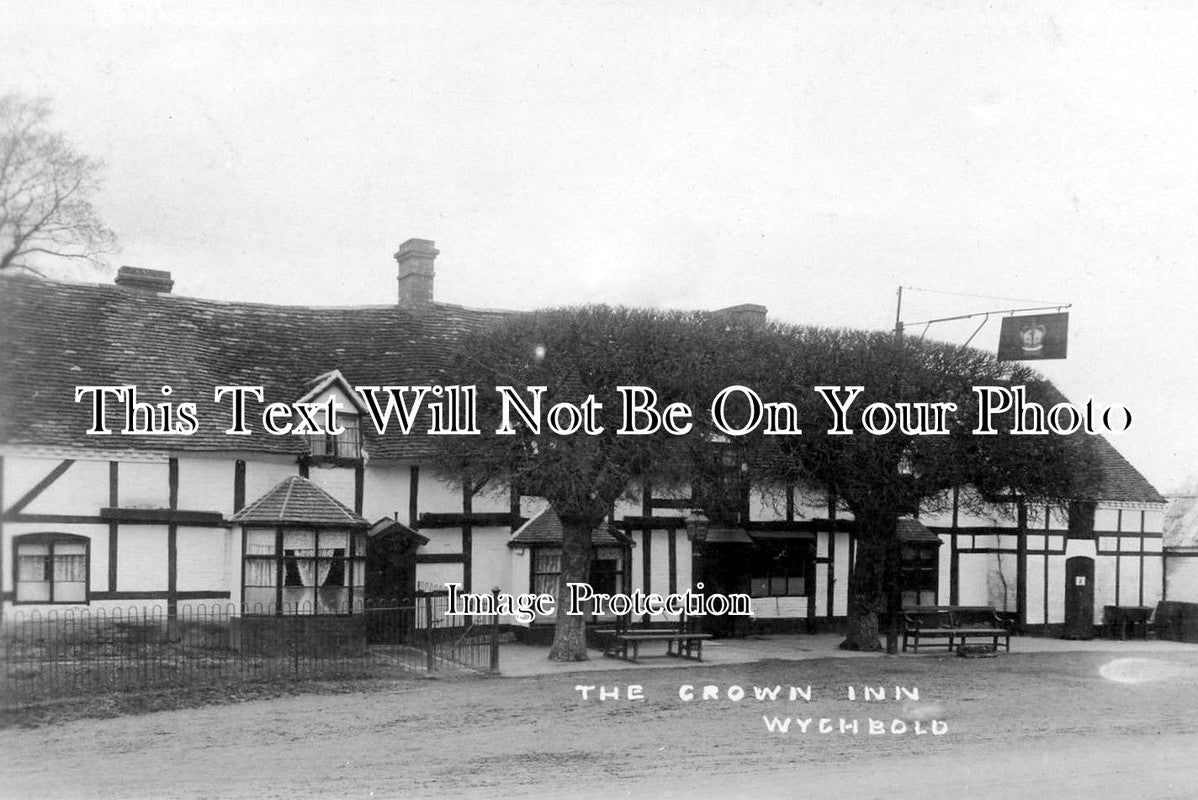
[1,449,1165,635]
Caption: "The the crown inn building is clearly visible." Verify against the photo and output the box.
[0,242,1170,640]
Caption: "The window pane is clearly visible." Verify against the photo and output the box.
[18,543,49,557]
[283,530,315,555]
[55,581,87,603]
[318,587,349,614]
[769,577,787,595]
[284,555,314,587]
[243,587,276,614]
[533,549,561,573]
[56,542,86,556]
[281,585,315,613]
[334,418,360,458]
[54,554,86,583]
[17,555,46,582]
[246,529,276,556]
[533,574,559,596]
[320,550,346,586]
[320,530,349,551]
[16,580,51,602]
[750,577,769,597]
[787,576,806,596]
[245,558,276,587]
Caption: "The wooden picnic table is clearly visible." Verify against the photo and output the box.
[1103,605,1154,640]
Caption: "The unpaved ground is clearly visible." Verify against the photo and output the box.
[3,650,1198,799]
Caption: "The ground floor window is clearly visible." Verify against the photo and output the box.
[243,527,366,614]
[748,540,811,597]
[530,546,627,605]
[900,543,939,607]
[13,533,89,604]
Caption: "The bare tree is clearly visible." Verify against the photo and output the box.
[0,93,118,276]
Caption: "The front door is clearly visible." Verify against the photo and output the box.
[1063,556,1095,639]
[365,535,419,644]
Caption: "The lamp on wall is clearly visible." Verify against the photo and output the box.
[685,509,711,543]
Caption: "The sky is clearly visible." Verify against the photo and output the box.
[2,1,1195,491]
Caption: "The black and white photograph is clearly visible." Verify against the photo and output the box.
[2,3,1197,798]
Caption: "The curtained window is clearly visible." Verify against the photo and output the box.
[243,527,365,615]
[14,533,89,604]
[531,549,561,597]
[307,415,362,460]
[529,546,627,610]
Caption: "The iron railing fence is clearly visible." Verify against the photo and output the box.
[1,591,499,708]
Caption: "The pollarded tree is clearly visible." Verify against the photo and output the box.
[0,93,118,276]
[433,305,737,661]
[740,324,1102,652]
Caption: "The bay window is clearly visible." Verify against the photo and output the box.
[243,527,366,614]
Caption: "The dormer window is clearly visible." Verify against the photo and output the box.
[308,415,361,459]
[297,369,368,464]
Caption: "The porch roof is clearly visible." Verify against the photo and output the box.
[897,517,942,544]
[507,507,632,548]
[231,475,368,528]
[368,517,430,546]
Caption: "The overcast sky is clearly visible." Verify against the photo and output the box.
[3,1,1195,491]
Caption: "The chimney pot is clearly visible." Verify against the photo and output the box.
[395,238,439,307]
[115,266,173,293]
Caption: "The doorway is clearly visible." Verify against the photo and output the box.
[1063,556,1095,639]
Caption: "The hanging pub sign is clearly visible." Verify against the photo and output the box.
[997,312,1069,361]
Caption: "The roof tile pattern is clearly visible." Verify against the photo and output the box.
[0,275,505,460]
[508,507,630,547]
[230,476,367,526]
[0,275,1164,504]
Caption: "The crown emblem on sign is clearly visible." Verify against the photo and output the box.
[1019,323,1046,353]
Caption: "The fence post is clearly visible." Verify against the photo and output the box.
[424,593,435,673]
[490,586,501,674]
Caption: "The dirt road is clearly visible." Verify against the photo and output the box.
[3,650,1198,799]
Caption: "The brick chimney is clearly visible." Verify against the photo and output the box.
[715,303,768,325]
[395,238,439,307]
[115,266,173,293]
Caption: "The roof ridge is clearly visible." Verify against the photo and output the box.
[278,477,298,522]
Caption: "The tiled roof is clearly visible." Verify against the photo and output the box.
[368,517,430,546]
[507,507,631,548]
[230,476,368,527]
[0,274,1165,505]
[897,518,942,543]
[1089,436,1165,504]
[1165,494,1198,549]
[0,274,506,461]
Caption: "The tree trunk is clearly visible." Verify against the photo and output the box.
[548,520,594,661]
[840,512,896,652]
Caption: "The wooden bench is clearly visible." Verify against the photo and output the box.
[600,611,713,663]
[902,605,1011,654]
